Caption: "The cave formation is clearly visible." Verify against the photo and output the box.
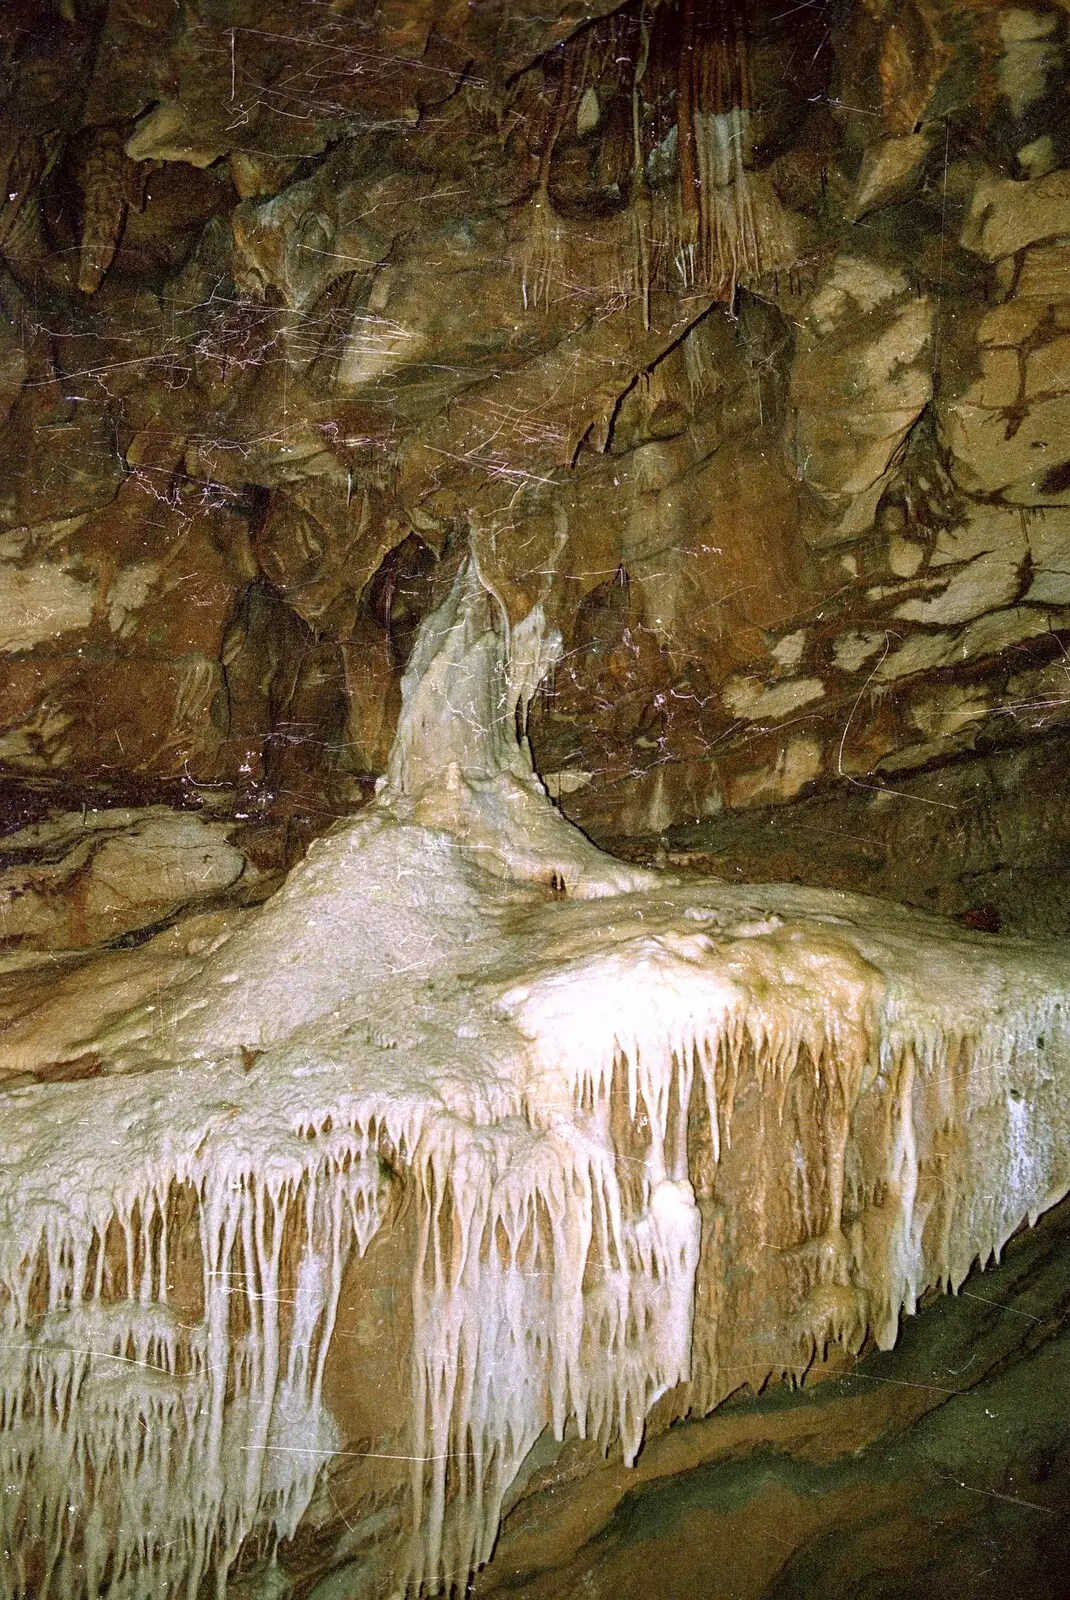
[2,2,1070,1597]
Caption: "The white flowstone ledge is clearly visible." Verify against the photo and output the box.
[1,561,1068,1599]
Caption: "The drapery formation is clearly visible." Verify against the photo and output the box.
[2,562,1068,1597]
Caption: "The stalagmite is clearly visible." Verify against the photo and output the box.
[1,558,1069,1597]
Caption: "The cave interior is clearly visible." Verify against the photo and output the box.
[2,1,1070,1596]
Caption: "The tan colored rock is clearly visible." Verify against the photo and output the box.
[0,811,248,950]
[1018,133,1058,179]
[961,171,1070,261]
[833,630,889,673]
[227,151,301,200]
[722,675,825,721]
[882,508,1023,627]
[876,630,956,680]
[997,8,1062,118]
[940,394,1070,494]
[0,559,95,652]
[1024,507,1070,603]
[627,436,697,494]
[931,506,1029,569]
[909,682,991,740]
[723,737,823,807]
[1017,241,1070,298]
[958,604,1053,659]
[232,172,392,314]
[770,629,808,670]
[978,299,1046,346]
[805,256,910,334]
[1006,658,1070,727]
[124,103,227,168]
[962,345,1021,408]
[626,437,809,664]
[1025,334,1070,397]
[876,728,978,772]
[888,535,926,577]
[847,131,934,222]
[791,259,932,510]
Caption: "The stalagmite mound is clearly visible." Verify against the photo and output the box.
[2,560,1068,1598]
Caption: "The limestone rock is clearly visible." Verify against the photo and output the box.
[125,102,228,168]
[790,257,932,523]
[722,675,825,722]
[847,131,933,222]
[960,169,1070,261]
[1017,240,1070,298]
[939,302,1070,500]
[956,602,1054,659]
[0,555,96,652]
[1025,506,1070,602]
[996,5,1063,119]
[1025,333,1070,397]
[940,393,1070,496]
[0,810,248,950]
[833,630,888,673]
[977,299,1046,345]
[893,507,1027,625]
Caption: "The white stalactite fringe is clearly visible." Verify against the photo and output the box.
[0,1112,389,1600]
[1,560,1069,1597]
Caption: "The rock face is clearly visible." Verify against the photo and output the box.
[0,0,1067,837]
[2,1,1070,1597]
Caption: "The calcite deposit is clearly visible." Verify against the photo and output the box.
[2,0,1070,1596]
[2,563,1069,1598]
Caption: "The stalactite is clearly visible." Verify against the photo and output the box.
[77,128,128,296]
[511,0,793,311]
[2,562,1069,1597]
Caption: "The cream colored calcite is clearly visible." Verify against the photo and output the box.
[0,560,95,651]
[2,562,1069,1600]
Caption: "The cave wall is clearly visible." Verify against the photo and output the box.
[2,0,1069,858]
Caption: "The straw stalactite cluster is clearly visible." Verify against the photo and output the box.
[514,0,793,318]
